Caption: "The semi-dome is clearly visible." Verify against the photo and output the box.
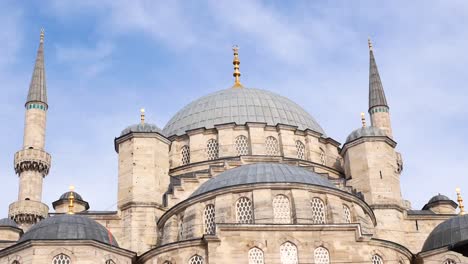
[190,163,337,198]
[162,88,325,137]
[121,123,162,136]
[0,218,18,228]
[422,214,468,252]
[345,126,386,143]
[19,215,119,246]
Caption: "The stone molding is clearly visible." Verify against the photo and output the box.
[8,200,49,225]
[14,148,51,176]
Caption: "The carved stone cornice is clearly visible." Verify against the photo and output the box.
[14,148,51,176]
[8,200,49,226]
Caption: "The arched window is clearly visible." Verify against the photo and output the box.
[235,135,249,156]
[105,260,116,264]
[295,140,305,160]
[372,254,384,264]
[52,254,71,264]
[280,241,298,264]
[204,204,216,234]
[189,255,204,264]
[206,139,219,160]
[236,197,253,224]
[11,261,20,264]
[181,145,190,165]
[163,261,172,264]
[343,204,351,223]
[314,247,330,264]
[443,260,456,264]
[273,195,291,224]
[248,247,264,264]
[265,136,279,156]
[311,198,326,224]
[319,148,326,165]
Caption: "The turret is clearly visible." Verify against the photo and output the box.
[8,29,50,230]
[114,109,170,253]
[368,38,393,138]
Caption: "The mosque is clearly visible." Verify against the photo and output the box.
[0,30,467,264]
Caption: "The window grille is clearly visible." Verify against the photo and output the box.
[235,135,249,156]
[181,145,190,165]
[343,205,351,223]
[178,216,184,240]
[319,148,326,165]
[311,198,326,224]
[265,136,279,156]
[443,260,456,264]
[248,247,264,264]
[273,195,292,224]
[206,139,219,160]
[189,255,203,264]
[105,260,116,264]
[372,254,384,264]
[314,247,330,264]
[280,242,298,264]
[296,140,305,160]
[204,204,216,234]
[236,197,253,224]
[52,254,71,264]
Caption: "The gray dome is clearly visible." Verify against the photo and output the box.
[422,214,468,252]
[428,194,452,204]
[121,123,162,136]
[162,88,325,137]
[0,218,18,228]
[19,215,118,246]
[345,126,386,143]
[190,163,337,198]
[59,191,84,201]
[422,194,457,210]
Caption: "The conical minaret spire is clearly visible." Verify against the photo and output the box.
[26,28,47,106]
[367,38,393,138]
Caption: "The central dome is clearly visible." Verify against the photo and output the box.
[162,88,325,137]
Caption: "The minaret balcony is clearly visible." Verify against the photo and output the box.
[14,148,51,176]
[8,200,49,226]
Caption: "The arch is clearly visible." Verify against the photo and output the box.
[235,135,249,156]
[311,198,326,224]
[181,145,190,165]
[236,197,253,224]
[203,204,216,234]
[105,260,116,264]
[280,241,298,264]
[52,254,71,264]
[314,247,330,264]
[206,139,219,160]
[372,254,384,264]
[343,204,351,223]
[11,261,20,264]
[273,194,292,223]
[265,136,279,156]
[248,247,264,264]
[188,255,204,264]
[163,261,173,264]
[295,140,305,160]
[319,148,326,165]
[443,259,456,264]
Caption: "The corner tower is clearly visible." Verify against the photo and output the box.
[368,38,393,138]
[8,29,50,229]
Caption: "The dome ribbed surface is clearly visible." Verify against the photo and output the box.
[190,163,336,198]
[422,215,468,252]
[121,123,162,136]
[19,215,118,246]
[0,218,18,228]
[345,126,386,143]
[59,191,84,201]
[162,88,325,137]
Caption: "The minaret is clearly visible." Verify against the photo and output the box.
[368,38,393,138]
[9,29,51,229]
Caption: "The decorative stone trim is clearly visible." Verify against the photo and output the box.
[14,149,51,176]
[8,200,49,225]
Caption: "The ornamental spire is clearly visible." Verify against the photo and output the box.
[67,185,75,215]
[140,108,145,125]
[361,112,366,127]
[456,187,466,215]
[368,37,388,111]
[231,45,244,89]
[26,28,47,106]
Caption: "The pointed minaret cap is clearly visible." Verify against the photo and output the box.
[26,28,47,107]
[231,45,244,89]
[368,37,388,111]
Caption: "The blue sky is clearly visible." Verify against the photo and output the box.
[0,0,467,216]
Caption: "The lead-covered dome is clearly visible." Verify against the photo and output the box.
[190,163,337,198]
[0,218,18,228]
[422,214,468,252]
[345,126,386,143]
[120,123,162,136]
[19,215,118,246]
[162,88,325,137]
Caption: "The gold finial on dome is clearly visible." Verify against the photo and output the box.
[368,37,373,51]
[140,108,145,125]
[67,185,75,215]
[361,112,367,127]
[456,187,465,215]
[231,45,244,89]
[40,28,45,43]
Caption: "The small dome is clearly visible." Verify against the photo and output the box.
[422,194,457,211]
[422,214,468,252]
[54,191,90,211]
[163,88,325,137]
[19,215,118,246]
[120,123,162,136]
[190,163,337,198]
[428,194,453,204]
[59,191,84,201]
[0,218,18,228]
[345,126,386,143]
